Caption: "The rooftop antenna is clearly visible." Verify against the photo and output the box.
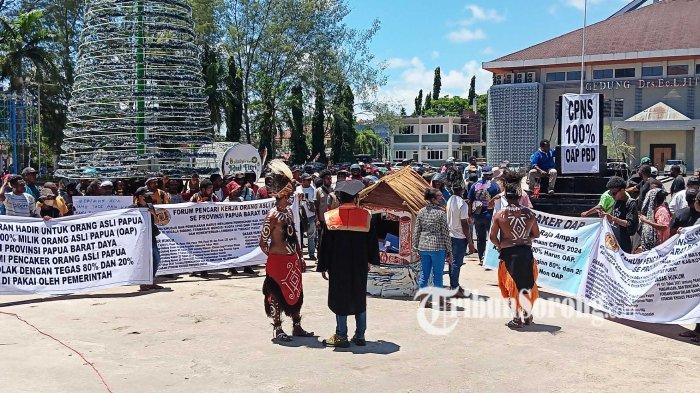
[579,0,587,94]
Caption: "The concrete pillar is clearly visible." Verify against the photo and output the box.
[693,127,700,172]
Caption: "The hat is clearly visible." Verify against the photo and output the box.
[335,179,364,196]
[133,186,153,198]
[225,180,240,195]
[481,166,494,175]
[100,181,113,188]
[39,188,55,199]
[291,166,302,173]
[350,164,361,171]
[432,173,445,182]
[446,157,455,163]
[21,167,36,176]
[337,169,349,175]
[146,177,159,184]
[687,176,700,186]
[606,176,626,190]
[492,168,504,179]
[301,173,312,180]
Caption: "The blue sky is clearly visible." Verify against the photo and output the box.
[345,0,634,110]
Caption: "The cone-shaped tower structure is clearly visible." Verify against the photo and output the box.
[57,0,214,178]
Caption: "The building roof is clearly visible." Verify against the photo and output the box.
[484,0,700,71]
[626,102,691,121]
[359,167,428,215]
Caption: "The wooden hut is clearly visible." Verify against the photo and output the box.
[358,167,429,297]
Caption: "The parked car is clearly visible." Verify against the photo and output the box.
[664,160,687,176]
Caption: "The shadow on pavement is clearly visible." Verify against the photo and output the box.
[330,340,401,355]
[539,290,699,345]
[0,287,173,308]
[508,323,562,334]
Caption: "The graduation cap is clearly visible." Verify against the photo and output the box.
[334,179,364,196]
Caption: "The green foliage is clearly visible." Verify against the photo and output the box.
[400,107,406,117]
[467,75,476,106]
[311,86,326,162]
[202,43,224,133]
[224,56,243,142]
[422,95,469,117]
[414,89,423,116]
[287,84,309,164]
[331,83,355,163]
[432,66,441,100]
[355,129,383,157]
[423,93,432,112]
[604,125,635,160]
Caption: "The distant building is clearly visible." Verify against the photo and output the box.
[483,0,700,170]
[391,111,485,166]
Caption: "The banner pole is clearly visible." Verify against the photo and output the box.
[580,0,588,94]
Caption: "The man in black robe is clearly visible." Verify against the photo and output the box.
[318,180,380,348]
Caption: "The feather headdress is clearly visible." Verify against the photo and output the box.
[266,159,295,199]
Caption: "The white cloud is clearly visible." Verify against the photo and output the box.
[375,57,493,112]
[564,0,604,11]
[482,46,494,55]
[464,4,505,23]
[385,58,411,69]
[447,28,486,43]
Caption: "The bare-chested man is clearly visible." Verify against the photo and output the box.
[489,170,540,329]
[259,161,314,342]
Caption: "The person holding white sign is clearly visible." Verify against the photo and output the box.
[527,139,557,195]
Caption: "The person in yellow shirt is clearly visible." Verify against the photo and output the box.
[42,182,69,216]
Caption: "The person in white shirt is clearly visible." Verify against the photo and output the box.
[446,183,471,297]
[0,175,39,217]
[296,173,317,260]
[669,176,699,215]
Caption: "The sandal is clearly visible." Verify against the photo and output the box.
[272,326,292,343]
[292,324,314,337]
[524,315,534,325]
[507,318,523,329]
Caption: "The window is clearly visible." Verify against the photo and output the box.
[453,124,467,134]
[427,150,443,160]
[427,124,444,134]
[566,71,583,81]
[614,99,624,118]
[667,65,689,76]
[696,64,700,75]
[400,125,414,134]
[593,69,613,79]
[642,66,663,77]
[614,68,636,78]
[603,99,624,118]
[395,151,407,160]
[546,72,566,82]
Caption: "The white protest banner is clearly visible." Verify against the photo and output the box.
[73,196,133,214]
[580,221,700,324]
[559,93,602,174]
[484,209,601,296]
[0,209,153,295]
[153,199,276,274]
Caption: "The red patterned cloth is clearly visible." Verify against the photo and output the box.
[265,254,303,305]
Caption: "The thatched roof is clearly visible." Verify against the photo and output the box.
[358,167,429,215]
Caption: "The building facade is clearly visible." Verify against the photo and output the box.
[391,112,485,167]
[483,0,700,170]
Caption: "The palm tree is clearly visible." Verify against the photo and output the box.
[0,10,57,92]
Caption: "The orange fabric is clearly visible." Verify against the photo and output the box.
[324,204,371,232]
[498,259,539,311]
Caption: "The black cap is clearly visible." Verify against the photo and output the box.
[133,186,153,198]
[606,176,626,190]
[21,167,36,176]
[301,173,312,180]
[687,176,700,186]
[334,179,365,196]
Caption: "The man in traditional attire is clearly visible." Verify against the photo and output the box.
[259,160,314,342]
[489,170,540,328]
[317,180,380,347]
